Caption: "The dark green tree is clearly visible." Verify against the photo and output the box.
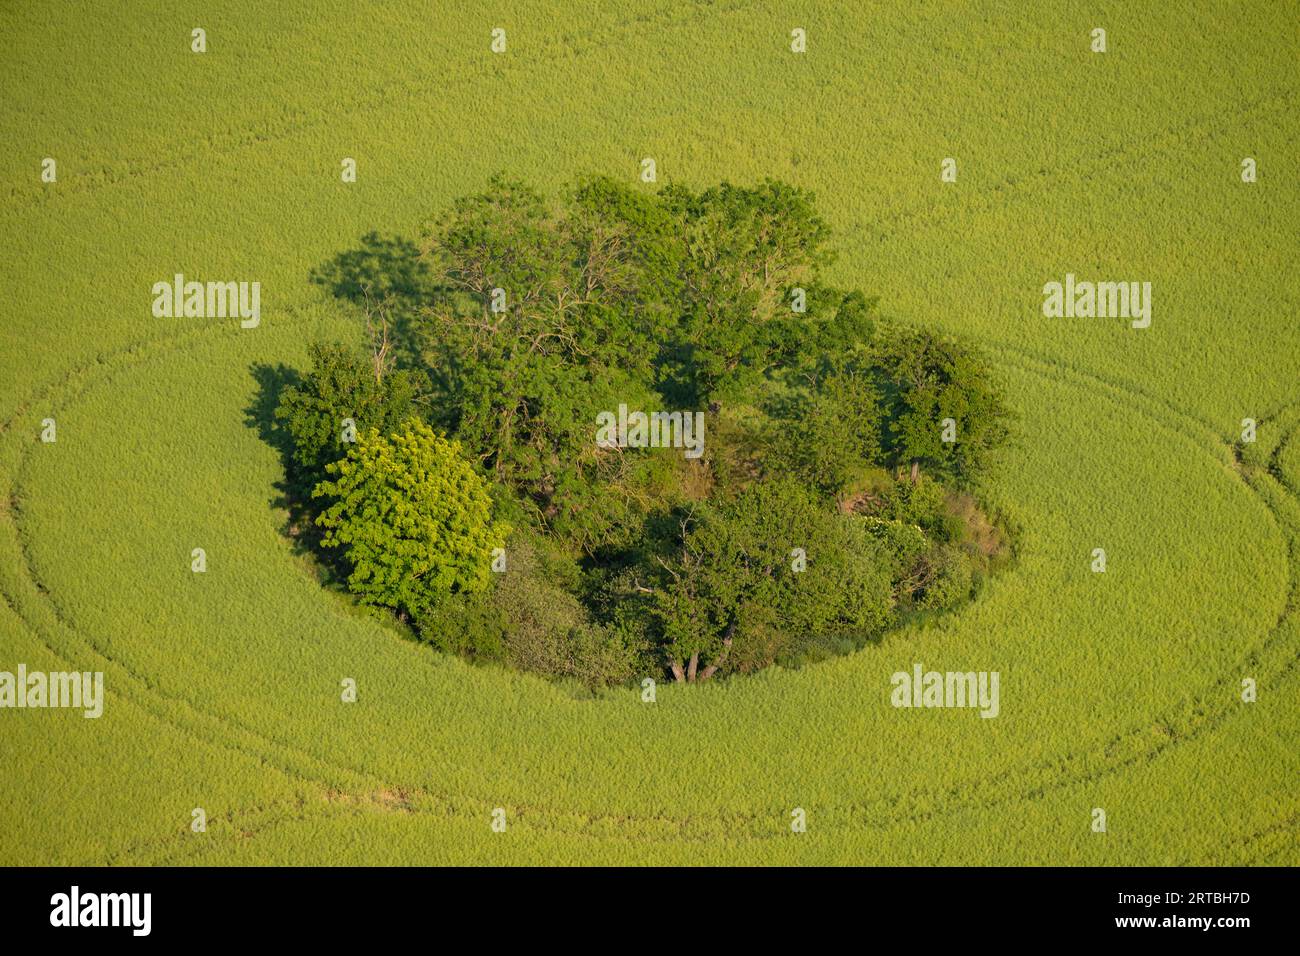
[417,175,682,548]
[873,328,1012,484]
[664,179,835,403]
[274,340,428,491]
[766,356,884,498]
[653,480,892,681]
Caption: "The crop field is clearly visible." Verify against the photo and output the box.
[1,0,1297,866]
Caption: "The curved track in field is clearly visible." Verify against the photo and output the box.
[2,4,1294,858]
[1,309,1295,864]
[1,0,770,213]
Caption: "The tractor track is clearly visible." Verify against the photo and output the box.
[2,318,1295,863]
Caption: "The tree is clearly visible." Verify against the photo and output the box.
[873,328,1012,484]
[652,479,893,680]
[665,179,835,402]
[417,175,682,548]
[313,421,509,618]
[765,356,884,498]
[274,341,428,491]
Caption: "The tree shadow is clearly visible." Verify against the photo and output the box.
[243,231,456,587]
[309,230,439,370]
[244,361,299,473]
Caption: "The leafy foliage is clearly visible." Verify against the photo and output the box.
[417,176,679,547]
[764,356,884,498]
[274,341,429,490]
[652,479,894,677]
[663,179,835,402]
[419,533,640,689]
[313,421,509,617]
[277,177,1015,685]
[872,328,1014,484]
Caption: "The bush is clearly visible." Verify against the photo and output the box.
[863,517,929,572]
[919,544,974,611]
[419,535,638,689]
[418,590,507,662]
[877,477,949,534]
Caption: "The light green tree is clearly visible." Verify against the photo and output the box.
[313,421,509,617]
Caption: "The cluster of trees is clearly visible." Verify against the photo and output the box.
[272,175,1012,690]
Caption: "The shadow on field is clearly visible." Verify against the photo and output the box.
[309,230,435,369]
[244,362,299,467]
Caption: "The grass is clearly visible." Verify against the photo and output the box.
[1,0,1297,865]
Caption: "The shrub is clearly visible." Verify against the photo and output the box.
[877,477,949,534]
[420,535,638,689]
[919,544,975,611]
[418,590,507,662]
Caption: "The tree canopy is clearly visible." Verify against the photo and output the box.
[274,175,1014,688]
[274,340,428,491]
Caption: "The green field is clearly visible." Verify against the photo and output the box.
[2,0,1297,865]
